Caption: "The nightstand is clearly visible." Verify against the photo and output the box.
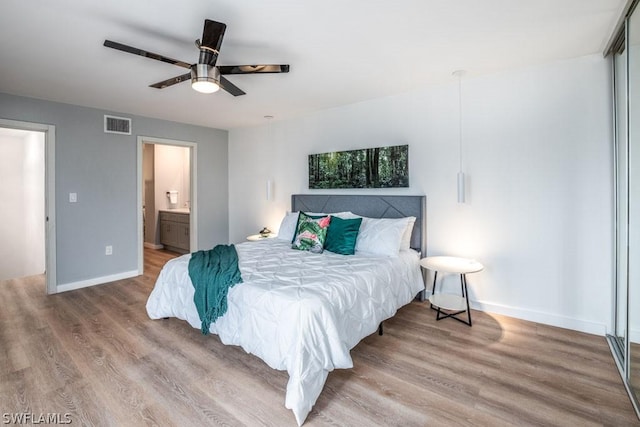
[246,234,277,241]
[420,256,483,326]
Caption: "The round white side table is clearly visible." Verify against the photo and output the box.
[420,256,483,326]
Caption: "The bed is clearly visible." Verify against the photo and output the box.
[146,194,426,425]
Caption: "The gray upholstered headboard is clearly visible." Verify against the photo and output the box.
[291,194,426,255]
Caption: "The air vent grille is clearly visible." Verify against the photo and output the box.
[104,115,131,135]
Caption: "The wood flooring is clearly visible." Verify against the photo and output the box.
[631,343,640,393]
[0,248,638,426]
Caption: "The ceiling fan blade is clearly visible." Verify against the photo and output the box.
[219,76,246,96]
[201,20,226,52]
[149,73,192,89]
[217,64,290,75]
[104,40,192,69]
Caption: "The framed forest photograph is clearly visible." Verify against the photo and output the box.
[308,144,409,189]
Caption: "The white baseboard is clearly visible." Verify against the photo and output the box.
[471,299,607,336]
[630,328,640,344]
[56,270,139,293]
[144,242,164,249]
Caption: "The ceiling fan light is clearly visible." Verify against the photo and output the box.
[191,64,220,93]
[192,80,219,93]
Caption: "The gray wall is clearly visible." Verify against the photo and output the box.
[0,92,229,287]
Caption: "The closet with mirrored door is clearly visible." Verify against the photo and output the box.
[608,0,640,418]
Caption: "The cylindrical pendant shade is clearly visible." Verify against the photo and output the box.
[457,172,465,203]
[454,71,467,205]
[266,179,273,201]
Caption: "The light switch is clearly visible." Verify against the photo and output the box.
[69,192,77,203]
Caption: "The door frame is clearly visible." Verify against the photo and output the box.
[136,136,197,274]
[0,118,56,294]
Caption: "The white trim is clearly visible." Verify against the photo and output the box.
[46,125,56,294]
[137,139,143,274]
[472,299,607,336]
[136,136,197,275]
[191,143,198,252]
[56,270,138,293]
[0,119,56,294]
[424,289,608,335]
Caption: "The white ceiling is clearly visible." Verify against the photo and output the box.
[0,0,625,130]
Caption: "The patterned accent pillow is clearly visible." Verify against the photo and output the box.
[291,212,331,253]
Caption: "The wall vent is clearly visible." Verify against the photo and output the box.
[104,115,131,135]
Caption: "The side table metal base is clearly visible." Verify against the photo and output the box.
[434,306,472,326]
[429,271,473,327]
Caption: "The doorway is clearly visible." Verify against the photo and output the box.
[0,119,56,294]
[136,136,197,274]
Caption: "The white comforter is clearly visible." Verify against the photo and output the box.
[146,239,424,425]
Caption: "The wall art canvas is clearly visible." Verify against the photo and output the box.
[309,144,409,189]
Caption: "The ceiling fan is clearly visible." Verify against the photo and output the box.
[103,19,290,96]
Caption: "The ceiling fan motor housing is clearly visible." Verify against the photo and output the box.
[198,47,219,66]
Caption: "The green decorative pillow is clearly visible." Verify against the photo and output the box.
[325,216,363,255]
[291,212,331,253]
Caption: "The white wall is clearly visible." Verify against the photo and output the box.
[229,54,613,335]
[22,131,45,276]
[154,144,190,212]
[0,130,45,280]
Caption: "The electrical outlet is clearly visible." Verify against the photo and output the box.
[105,245,113,255]
[69,192,77,203]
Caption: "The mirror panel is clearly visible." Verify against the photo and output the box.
[628,1,640,396]
[615,46,628,356]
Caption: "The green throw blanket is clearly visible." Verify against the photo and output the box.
[188,244,243,335]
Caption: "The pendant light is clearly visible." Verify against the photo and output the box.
[264,115,274,201]
[453,70,466,203]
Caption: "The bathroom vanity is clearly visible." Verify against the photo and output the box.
[159,209,190,253]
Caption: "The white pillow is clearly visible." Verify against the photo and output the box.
[276,211,299,241]
[400,216,417,251]
[355,217,411,256]
[330,211,359,219]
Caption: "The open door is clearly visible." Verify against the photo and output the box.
[136,136,197,274]
[0,119,56,294]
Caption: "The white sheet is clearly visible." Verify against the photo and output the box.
[146,239,424,425]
